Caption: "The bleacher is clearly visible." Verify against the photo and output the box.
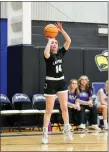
[0,93,103,132]
[0,93,61,132]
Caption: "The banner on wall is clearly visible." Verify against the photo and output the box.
[92,82,105,94]
[95,50,108,72]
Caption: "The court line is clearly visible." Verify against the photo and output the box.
[1,131,107,138]
[2,142,107,146]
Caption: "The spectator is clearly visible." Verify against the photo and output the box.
[67,79,81,126]
[96,80,108,130]
[77,75,101,130]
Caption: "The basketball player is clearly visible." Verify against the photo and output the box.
[77,75,101,130]
[97,80,108,130]
[42,22,72,144]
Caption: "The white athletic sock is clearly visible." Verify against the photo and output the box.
[64,123,70,130]
[43,127,48,134]
[103,120,108,127]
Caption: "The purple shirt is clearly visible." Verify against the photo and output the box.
[68,92,78,104]
[55,91,79,104]
[78,89,92,101]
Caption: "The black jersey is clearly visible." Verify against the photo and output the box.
[44,47,67,78]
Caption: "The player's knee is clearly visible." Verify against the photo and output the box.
[61,104,68,113]
[46,109,52,115]
[102,105,107,110]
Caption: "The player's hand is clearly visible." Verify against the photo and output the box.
[47,37,53,40]
[47,38,54,43]
[76,105,81,111]
[88,100,93,107]
[55,22,63,32]
[75,102,81,111]
[72,104,77,109]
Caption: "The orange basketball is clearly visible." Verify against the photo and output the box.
[44,24,58,38]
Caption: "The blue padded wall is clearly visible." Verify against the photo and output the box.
[0,19,7,94]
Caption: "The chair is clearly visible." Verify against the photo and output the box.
[32,94,60,131]
[12,93,39,131]
[12,93,32,110]
[32,94,46,110]
[0,94,12,110]
[92,94,103,127]
[92,94,98,107]
[32,94,46,130]
[0,94,18,130]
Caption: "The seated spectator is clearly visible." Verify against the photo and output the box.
[67,79,81,126]
[77,75,101,130]
[96,80,108,130]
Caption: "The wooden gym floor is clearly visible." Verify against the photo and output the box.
[1,128,108,151]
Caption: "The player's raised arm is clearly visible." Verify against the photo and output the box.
[44,38,53,59]
[55,22,71,50]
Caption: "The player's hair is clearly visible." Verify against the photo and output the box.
[78,75,92,95]
[68,79,79,95]
[104,80,108,88]
[105,80,108,83]
[50,38,58,44]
